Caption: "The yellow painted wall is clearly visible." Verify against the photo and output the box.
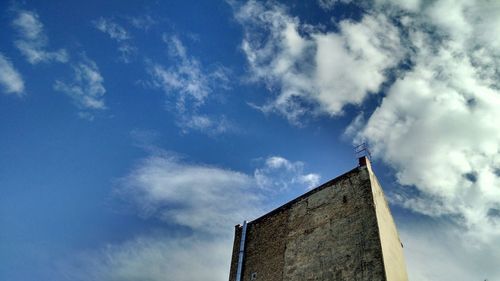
[367,161,409,281]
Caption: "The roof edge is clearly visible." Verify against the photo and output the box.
[248,163,365,225]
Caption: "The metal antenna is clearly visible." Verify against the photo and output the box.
[354,142,372,160]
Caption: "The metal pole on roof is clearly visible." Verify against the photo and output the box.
[354,142,371,160]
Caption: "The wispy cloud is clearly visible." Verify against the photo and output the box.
[147,35,232,135]
[12,10,68,64]
[116,153,318,228]
[128,14,157,31]
[115,152,260,233]
[151,36,217,110]
[93,17,130,41]
[93,17,137,63]
[254,156,321,191]
[177,114,233,135]
[60,151,318,281]
[316,0,352,10]
[54,57,106,117]
[0,53,25,96]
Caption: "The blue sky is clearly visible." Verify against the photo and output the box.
[1,1,500,280]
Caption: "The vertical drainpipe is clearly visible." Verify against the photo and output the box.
[236,220,248,281]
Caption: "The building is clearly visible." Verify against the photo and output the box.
[228,157,408,281]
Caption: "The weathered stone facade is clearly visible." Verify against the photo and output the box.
[228,157,408,281]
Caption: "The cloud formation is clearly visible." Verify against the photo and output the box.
[12,10,68,64]
[93,17,131,41]
[350,0,500,242]
[64,152,318,281]
[254,156,321,190]
[235,1,500,279]
[235,1,403,123]
[0,53,24,96]
[115,153,318,232]
[236,0,500,242]
[316,0,351,10]
[150,36,228,111]
[116,152,260,233]
[128,14,157,31]
[54,57,106,116]
[147,35,232,134]
[177,114,233,135]
[93,17,137,63]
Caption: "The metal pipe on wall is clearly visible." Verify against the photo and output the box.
[235,220,248,281]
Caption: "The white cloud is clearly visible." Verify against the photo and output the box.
[177,114,233,135]
[317,0,352,10]
[115,153,260,233]
[116,44,137,63]
[236,0,500,242]
[67,154,257,281]
[151,35,217,110]
[236,1,500,278]
[129,14,157,31]
[149,60,208,111]
[54,57,106,114]
[147,35,232,134]
[0,53,25,96]
[12,10,68,64]
[116,153,319,229]
[255,156,321,190]
[351,0,500,243]
[61,152,319,281]
[340,2,500,276]
[93,18,137,63]
[93,18,130,42]
[235,1,403,123]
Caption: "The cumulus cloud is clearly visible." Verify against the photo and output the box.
[0,53,25,96]
[62,152,318,281]
[350,0,500,242]
[12,10,68,64]
[93,17,137,63]
[235,0,500,242]
[147,35,232,134]
[235,0,500,278]
[54,57,106,115]
[235,1,403,123]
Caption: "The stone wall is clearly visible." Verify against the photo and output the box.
[228,160,407,281]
